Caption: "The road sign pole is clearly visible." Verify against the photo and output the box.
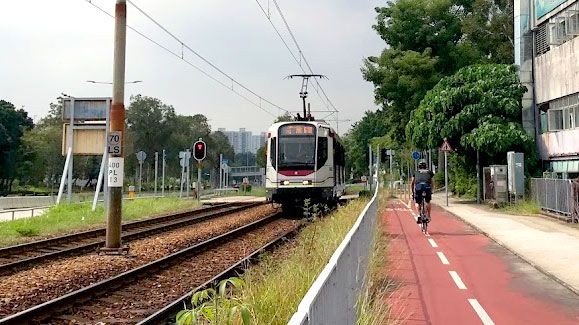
[139,161,143,192]
[186,149,191,197]
[179,158,185,198]
[445,151,449,207]
[67,97,75,203]
[162,150,165,197]
[219,154,223,189]
[105,0,127,251]
[154,152,158,197]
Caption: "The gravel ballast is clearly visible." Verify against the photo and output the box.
[0,205,277,317]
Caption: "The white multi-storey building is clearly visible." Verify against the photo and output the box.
[515,0,579,178]
[218,128,266,154]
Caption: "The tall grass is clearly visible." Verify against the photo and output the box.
[239,199,369,324]
[357,191,394,324]
[500,200,541,215]
[0,197,200,247]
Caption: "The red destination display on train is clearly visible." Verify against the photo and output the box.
[279,124,315,135]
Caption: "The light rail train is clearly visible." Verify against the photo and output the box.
[265,120,346,212]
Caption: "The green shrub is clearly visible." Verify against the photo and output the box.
[12,225,40,237]
[433,171,445,188]
[176,277,253,325]
[359,189,371,197]
[240,184,252,192]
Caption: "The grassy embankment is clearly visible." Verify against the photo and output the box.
[0,197,201,247]
[237,198,370,324]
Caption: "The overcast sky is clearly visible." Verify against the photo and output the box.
[0,0,384,135]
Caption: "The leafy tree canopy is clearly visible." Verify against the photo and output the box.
[274,113,294,123]
[344,110,388,177]
[405,64,531,156]
[0,100,34,193]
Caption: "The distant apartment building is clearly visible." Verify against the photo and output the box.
[217,128,266,154]
[514,0,579,178]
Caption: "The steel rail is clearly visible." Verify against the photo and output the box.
[139,221,302,324]
[0,202,261,275]
[0,212,282,325]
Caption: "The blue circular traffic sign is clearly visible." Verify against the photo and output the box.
[412,151,421,160]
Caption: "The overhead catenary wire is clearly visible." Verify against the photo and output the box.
[271,0,338,112]
[84,0,285,117]
[254,0,336,114]
[255,0,339,114]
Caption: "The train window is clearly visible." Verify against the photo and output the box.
[317,137,328,169]
[270,137,277,168]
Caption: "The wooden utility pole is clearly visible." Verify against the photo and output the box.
[105,0,127,251]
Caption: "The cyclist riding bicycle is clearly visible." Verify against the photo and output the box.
[411,160,434,223]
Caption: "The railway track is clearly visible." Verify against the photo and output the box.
[0,202,260,275]
[0,212,299,324]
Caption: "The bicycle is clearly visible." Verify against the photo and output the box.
[417,190,428,234]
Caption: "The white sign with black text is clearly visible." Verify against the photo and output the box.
[108,157,124,187]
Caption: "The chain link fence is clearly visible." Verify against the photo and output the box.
[288,186,379,325]
[530,178,578,222]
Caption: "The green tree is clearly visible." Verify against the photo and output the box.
[274,112,294,123]
[363,49,440,141]
[461,0,514,64]
[405,64,537,193]
[0,100,34,194]
[363,0,515,144]
[406,64,530,153]
[256,145,267,168]
[343,110,389,177]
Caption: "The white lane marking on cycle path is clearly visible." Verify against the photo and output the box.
[437,252,450,265]
[428,238,438,247]
[449,271,467,289]
[468,299,495,325]
[400,199,493,325]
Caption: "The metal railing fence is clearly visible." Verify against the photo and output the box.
[530,178,578,222]
[288,185,379,325]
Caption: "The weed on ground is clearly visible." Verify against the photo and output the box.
[498,200,541,216]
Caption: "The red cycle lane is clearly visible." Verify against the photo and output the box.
[384,201,579,325]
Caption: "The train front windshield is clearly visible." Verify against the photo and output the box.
[278,124,316,170]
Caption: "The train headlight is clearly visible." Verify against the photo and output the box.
[283,180,290,185]
[302,180,311,185]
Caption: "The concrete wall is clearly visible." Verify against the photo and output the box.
[535,37,579,104]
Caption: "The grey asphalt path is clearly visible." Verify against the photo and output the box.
[430,192,579,294]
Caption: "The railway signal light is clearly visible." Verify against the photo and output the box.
[193,139,206,162]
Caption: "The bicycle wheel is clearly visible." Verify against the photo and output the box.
[420,202,428,233]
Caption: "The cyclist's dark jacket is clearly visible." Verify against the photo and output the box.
[414,169,433,186]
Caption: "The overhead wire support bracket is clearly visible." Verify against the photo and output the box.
[287,74,327,121]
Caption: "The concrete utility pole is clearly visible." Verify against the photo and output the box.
[105,0,127,251]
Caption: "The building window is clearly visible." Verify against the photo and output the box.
[549,17,569,44]
[538,2,579,56]
[540,111,549,134]
[568,10,579,35]
[548,108,564,131]
[547,94,579,131]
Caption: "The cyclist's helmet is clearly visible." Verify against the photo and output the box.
[418,160,427,169]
